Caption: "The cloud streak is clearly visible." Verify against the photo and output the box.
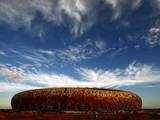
[148,21,160,47]
[0,64,25,82]
[0,38,116,69]
[79,62,160,87]
[0,62,160,93]
[0,82,39,93]
[0,0,159,35]
[0,0,96,35]
[55,39,109,62]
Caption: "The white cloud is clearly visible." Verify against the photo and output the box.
[35,39,109,63]
[95,40,106,50]
[103,0,142,19]
[55,39,111,62]
[0,0,96,35]
[0,39,120,69]
[0,50,5,56]
[78,62,160,87]
[58,0,97,35]
[151,0,160,10]
[148,22,160,47]
[0,62,160,93]
[0,1,34,30]
[0,65,25,82]
[0,82,39,93]
[0,0,159,35]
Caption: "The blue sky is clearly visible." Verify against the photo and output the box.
[0,0,160,108]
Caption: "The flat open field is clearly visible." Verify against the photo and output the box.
[0,109,160,120]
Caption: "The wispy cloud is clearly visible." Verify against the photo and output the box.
[0,64,25,82]
[0,38,113,68]
[55,39,109,62]
[37,38,123,63]
[104,0,141,19]
[0,0,96,35]
[0,82,39,93]
[0,0,159,35]
[0,62,160,93]
[78,62,160,87]
[151,0,160,9]
[148,21,160,47]
[0,50,5,56]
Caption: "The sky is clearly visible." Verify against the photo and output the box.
[0,0,160,109]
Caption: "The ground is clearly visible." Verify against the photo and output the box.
[0,109,160,120]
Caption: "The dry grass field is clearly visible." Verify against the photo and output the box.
[0,109,160,120]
